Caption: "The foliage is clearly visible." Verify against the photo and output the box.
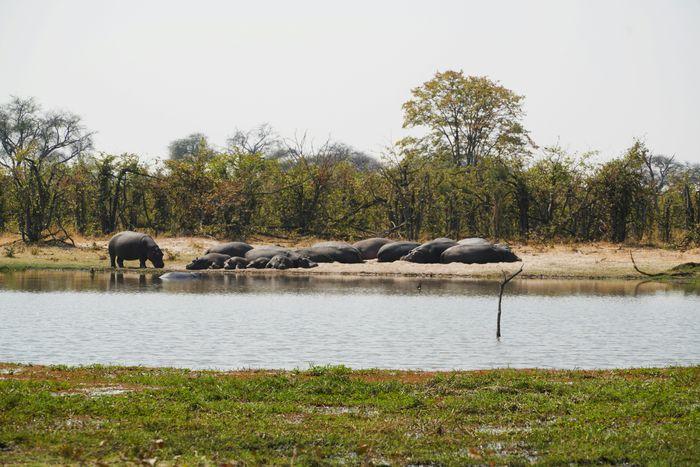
[1,75,699,245]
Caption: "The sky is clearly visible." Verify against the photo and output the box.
[1,0,699,163]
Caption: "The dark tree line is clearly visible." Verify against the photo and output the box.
[1,71,699,245]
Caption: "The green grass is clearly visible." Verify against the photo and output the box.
[1,364,698,465]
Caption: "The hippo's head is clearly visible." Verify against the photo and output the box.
[185,257,210,270]
[401,247,428,263]
[149,245,165,268]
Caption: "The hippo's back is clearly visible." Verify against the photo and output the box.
[457,237,491,246]
[352,238,393,260]
[377,241,421,263]
[298,245,363,263]
[206,241,253,257]
[245,246,291,262]
[403,238,457,263]
[441,244,520,264]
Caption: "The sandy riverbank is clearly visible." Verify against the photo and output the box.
[1,234,699,279]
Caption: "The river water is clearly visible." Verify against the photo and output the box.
[1,270,698,370]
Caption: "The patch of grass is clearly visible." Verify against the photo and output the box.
[0,364,698,465]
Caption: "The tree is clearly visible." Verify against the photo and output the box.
[593,149,645,243]
[0,97,93,242]
[402,70,528,166]
[227,123,279,156]
[168,132,211,160]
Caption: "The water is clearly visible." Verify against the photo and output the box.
[1,270,699,370]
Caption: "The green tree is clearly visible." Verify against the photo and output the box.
[168,133,212,160]
[402,70,528,167]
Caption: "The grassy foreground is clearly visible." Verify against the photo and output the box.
[0,364,698,465]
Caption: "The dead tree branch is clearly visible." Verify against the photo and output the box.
[497,264,524,338]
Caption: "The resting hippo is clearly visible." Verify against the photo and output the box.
[377,241,421,262]
[440,243,521,264]
[159,272,200,280]
[247,257,271,269]
[205,241,253,257]
[186,253,231,270]
[457,237,491,246]
[108,231,165,268]
[312,241,354,248]
[352,238,393,260]
[266,254,294,269]
[401,238,458,263]
[296,245,363,263]
[244,246,291,262]
[223,256,249,270]
[266,252,319,269]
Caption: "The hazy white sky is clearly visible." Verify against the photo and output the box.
[1,0,699,162]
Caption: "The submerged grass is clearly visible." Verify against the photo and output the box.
[0,363,698,465]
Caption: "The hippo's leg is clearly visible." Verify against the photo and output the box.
[110,253,116,268]
[139,257,147,268]
[117,257,125,268]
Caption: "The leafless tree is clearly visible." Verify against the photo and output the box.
[0,97,93,242]
[496,264,524,338]
[227,123,280,156]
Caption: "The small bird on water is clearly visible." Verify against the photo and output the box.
[417,282,422,292]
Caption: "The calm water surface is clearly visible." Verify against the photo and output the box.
[1,270,698,370]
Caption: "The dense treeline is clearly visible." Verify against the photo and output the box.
[1,70,699,245]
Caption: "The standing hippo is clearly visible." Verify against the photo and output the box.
[186,253,231,270]
[244,246,291,262]
[352,238,393,260]
[295,245,363,263]
[205,241,253,258]
[376,241,421,263]
[440,243,521,264]
[108,231,165,269]
[401,238,458,263]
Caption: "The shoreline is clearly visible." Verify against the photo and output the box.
[1,235,699,280]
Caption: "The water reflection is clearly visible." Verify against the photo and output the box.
[0,269,698,296]
[1,270,698,370]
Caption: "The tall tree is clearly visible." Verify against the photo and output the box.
[0,97,93,242]
[402,70,528,166]
[168,132,211,160]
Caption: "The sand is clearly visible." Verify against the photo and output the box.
[2,233,699,279]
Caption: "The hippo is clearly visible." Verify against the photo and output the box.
[108,231,165,268]
[205,241,253,258]
[223,256,249,270]
[266,252,319,269]
[247,257,271,269]
[244,246,291,262]
[352,238,393,260]
[158,272,200,280]
[186,252,231,270]
[376,241,421,262]
[266,254,295,270]
[295,244,363,263]
[295,247,332,263]
[312,241,354,248]
[440,243,521,264]
[457,237,491,246]
[401,238,458,263]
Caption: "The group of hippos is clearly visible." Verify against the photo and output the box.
[107,231,521,271]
